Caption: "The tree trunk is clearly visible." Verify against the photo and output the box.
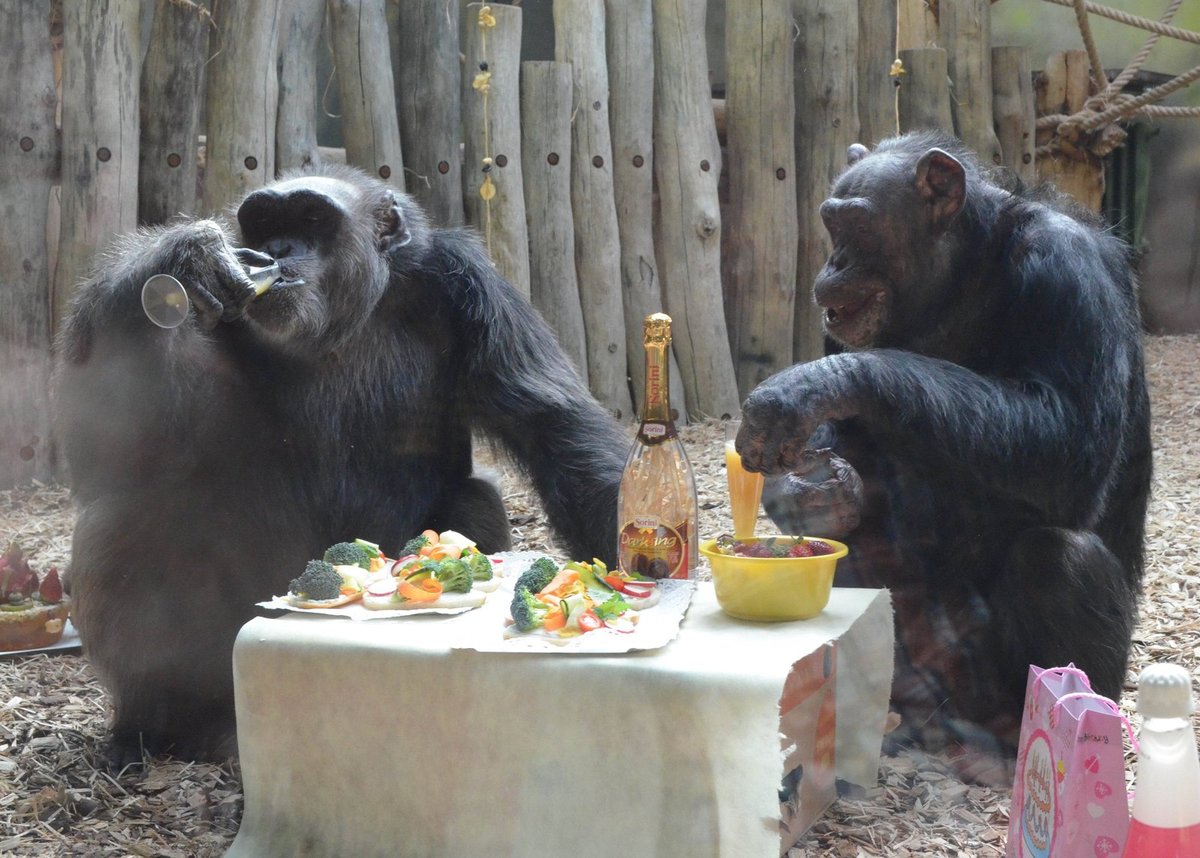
[462,3,532,300]
[992,45,1036,186]
[857,0,899,145]
[276,0,324,173]
[724,0,798,399]
[204,0,284,212]
[604,0,686,420]
[554,0,633,419]
[896,47,955,135]
[1036,50,1105,211]
[793,0,858,364]
[56,0,139,319]
[139,0,211,224]
[329,0,405,189]
[520,61,588,376]
[940,0,1002,166]
[394,0,464,226]
[0,1,59,485]
[653,0,740,419]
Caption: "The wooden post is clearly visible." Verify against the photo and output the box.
[520,62,588,376]
[55,0,139,321]
[896,0,937,50]
[329,0,405,189]
[393,0,464,226]
[652,0,740,419]
[940,0,1002,166]
[1036,50,1105,211]
[276,0,324,172]
[724,0,797,399]
[992,46,1036,186]
[896,47,955,135]
[204,0,284,213]
[554,0,633,419]
[604,0,685,420]
[857,0,899,145]
[462,3,532,300]
[0,1,58,485]
[793,0,859,365]
[139,0,211,224]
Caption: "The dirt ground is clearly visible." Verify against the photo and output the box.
[1,333,1196,856]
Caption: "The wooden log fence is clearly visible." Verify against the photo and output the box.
[0,0,1103,487]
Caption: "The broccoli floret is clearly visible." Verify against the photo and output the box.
[401,534,430,556]
[465,551,493,582]
[289,560,342,601]
[323,541,371,569]
[510,587,550,632]
[434,558,474,593]
[514,557,558,595]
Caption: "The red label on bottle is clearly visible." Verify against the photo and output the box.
[618,519,690,579]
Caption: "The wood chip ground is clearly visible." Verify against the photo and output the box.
[1,333,1196,856]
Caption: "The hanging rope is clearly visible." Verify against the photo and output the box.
[472,5,497,256]
[1036,0,1200,159]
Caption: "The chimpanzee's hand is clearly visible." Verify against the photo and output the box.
[761,451,863,538]
[164,221,264,330]
[736,361,854,475]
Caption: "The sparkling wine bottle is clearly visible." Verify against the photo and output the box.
[1122,663,1200,858]
[617,313,698,580]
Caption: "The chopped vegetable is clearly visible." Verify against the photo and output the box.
[434,558,474,593]
[398,577,443,603]
[289,560,342,601]
[323,541,372,569]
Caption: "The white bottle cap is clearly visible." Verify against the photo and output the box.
[1137,663,1196,718]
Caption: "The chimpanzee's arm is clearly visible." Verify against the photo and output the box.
[419,231,628,563]
[740,338,1133,526]
[55,222,263,498]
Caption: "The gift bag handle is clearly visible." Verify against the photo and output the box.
[1045,665,1094,688]
[1051,691,1140,753]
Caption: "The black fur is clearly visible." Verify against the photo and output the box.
[54,166,628,763]
[739,132,1151,771]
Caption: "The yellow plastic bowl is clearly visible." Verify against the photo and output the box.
[700,536,849,621]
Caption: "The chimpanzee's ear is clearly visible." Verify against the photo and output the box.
[915,148,966,228]
[377,191,412,251]
[846,143,870,165]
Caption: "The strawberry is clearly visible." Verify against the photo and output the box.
[39,567,64,603]
[806,540,835,556]
[788,542,814,558]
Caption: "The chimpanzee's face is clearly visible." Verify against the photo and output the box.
[813,146,966,350]
[233,171,418,346]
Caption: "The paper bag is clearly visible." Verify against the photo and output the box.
[1007,665,1131,858]
[779,642,838,853]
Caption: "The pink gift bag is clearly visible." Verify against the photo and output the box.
[1007,665,1132,858]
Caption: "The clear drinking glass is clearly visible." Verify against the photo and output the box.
[725,420,764,538]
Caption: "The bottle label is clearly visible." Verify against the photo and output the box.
[642,423,666,438]
[618,518,690,579]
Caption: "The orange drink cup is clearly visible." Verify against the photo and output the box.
[725,422,764,537]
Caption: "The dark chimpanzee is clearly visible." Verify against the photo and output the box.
[54,165,629,763]
[738,132,1152,777]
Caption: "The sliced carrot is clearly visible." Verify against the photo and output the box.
[421,529,440,543]
[542,569,580,597]
[398,578,443,603]
[542,606,568,631]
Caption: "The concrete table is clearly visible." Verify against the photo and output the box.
[228,584,893,858]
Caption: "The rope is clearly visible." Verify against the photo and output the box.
[1035,0,1200,160]
[472,5,497,256]
[1072,0,1109,90]
[1041,0,1200,46]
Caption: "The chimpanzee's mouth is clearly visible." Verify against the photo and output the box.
[823,294,875,326]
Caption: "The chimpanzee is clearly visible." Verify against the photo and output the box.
[54,165,629,763]
[738,132,1152,777]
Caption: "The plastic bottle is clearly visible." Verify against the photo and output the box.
[616,313,698,579]
[1122,663,1200,857]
